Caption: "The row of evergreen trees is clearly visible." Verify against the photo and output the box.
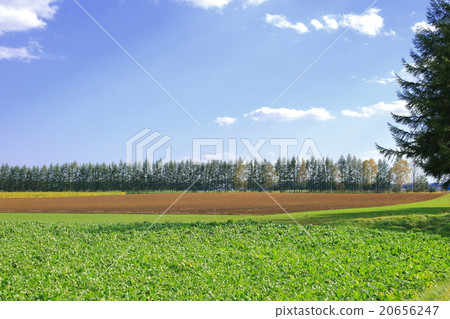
[0,155,417,192]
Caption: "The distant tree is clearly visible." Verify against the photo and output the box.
[306,158,320,191]
[287,157,298,191]
[253,160,266,190]
[351,156,364,191]
[246,160,258,191]
[377,0,450,187]
[275,158,290,191]
[316,159,327,191]
[262,163,278,190]
[233,161,248,190]
[297,160,308,190]
[336,155,348,191]
[0,164,10,191]
[323,158,337,192]
[414,175,430,192]
[362,159,378,191]
[342,155,363,192]
[410,160,419,192]
[389,159,411,192]
[375,159,391,192]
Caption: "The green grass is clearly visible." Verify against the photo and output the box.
[415,278,450,301]
[0,221,448,301]
[351,213,450,237]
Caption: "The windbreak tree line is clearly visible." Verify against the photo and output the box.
[0,156,427,193]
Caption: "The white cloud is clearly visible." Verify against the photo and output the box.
[411,21,436,33]
[341,101,408,118]
[178,0,233,9]
[215,116,237,126]
[313,8,386,36]
[310,19,323,30]
[244,0,268,6]
[323,15,339,30]
[179,0,268,9]
[0,41,42,61]
[0,1,58,62]
[383,30,396,37]
[340,8,383,36]
[265,14,309,34]
[262,8,390,39]
[365,67,417,85]
[244,106,333,121]
[364,70,396,85]
[0,0,59,34]
[0,45,37,61]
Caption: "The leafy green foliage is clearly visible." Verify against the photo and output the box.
[0,221,448,301]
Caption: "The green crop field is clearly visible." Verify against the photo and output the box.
[0,219,448,300]
[0,195,448,301]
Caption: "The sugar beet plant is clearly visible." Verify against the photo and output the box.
[0,221,448,300]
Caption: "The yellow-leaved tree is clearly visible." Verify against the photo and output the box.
[389,159,411,192]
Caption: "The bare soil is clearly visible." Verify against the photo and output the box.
[0,192,444,215]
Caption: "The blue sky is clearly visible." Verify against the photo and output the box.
[0,0,434,166]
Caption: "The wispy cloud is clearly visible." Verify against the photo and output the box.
[363,66,417,85]
[244,106,333,121]
[383,30,396,37]
[0,0,59,34]
[0,45,37,61]
[0,41,43,62]
[177,0,233,9]
[244,0,269,6]
[341,101,408,118]
[363,70,396,85]
[411,21,436,33]
[265,14,309,34]
[267,8,389,37]
[215,116,237,126]
[178,0,268,10]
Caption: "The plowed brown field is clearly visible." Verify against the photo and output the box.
[0,192,444,215]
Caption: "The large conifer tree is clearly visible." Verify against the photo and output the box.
[377,0,450,187]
